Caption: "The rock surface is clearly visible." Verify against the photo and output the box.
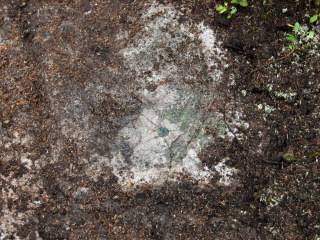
[1,0,319,239]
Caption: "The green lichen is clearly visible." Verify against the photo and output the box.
[309,151,320,160]
[283,153,295,162]
[249,202,257,211]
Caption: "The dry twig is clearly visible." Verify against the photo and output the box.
[246,49,296,76]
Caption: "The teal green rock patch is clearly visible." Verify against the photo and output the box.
[158,127,169,137]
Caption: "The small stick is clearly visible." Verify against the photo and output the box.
[246,49,296,76]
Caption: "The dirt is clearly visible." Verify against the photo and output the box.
[1,0,319,239]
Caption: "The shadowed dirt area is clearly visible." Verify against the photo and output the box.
[1,0,319,239]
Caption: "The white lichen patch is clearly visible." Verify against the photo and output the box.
[257,103,277,113]
[274,90,297,99]
[108,1,245,187]
[214,158,238,186]
[109,85,215,185]
[1,171,42,239]
[120,1,226,86]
